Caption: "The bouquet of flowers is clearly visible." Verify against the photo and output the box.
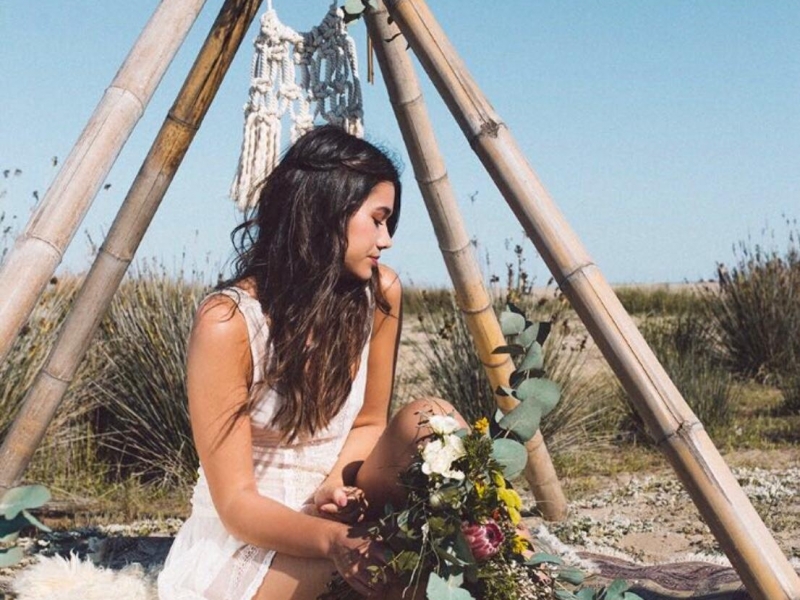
[369,411,556,600]
[323,305,642,600]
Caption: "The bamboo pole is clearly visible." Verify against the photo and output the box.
[0,0,208,367]
[0,0,263,492]
[365,5,567,521]
[382,1,800,598]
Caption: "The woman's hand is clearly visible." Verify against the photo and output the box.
[313,482,369,524]
[328,525,388,597]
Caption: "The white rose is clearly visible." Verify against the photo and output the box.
[428,414,461,435]
[421,434,466,480]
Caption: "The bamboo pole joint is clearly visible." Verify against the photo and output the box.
[110,85,147,115]
[26,234,65,258]
[168,112,202,132]
[391,92,425,110]
[417,172,449,186]
[558,262,598,288]
[654,419,705,448]
[97,247,132,265]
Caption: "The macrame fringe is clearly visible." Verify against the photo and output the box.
[230,2,364,211]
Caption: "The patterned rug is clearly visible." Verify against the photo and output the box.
[95,536,758,599]
[6,534,792,599]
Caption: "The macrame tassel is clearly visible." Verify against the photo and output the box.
[230,3,364,211]
[230,8,301,210]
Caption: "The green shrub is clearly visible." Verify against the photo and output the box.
[778,371,800,415]
[705,224,800,381]
[89,265,207,487]
[615,286,704,316]
[409,291,494,425]
[0,278,97,444]
[618,309,739,442]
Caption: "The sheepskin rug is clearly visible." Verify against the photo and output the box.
[12,554,156,600]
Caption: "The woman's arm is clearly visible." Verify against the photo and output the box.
[188,294,387,595]
[314,265,403,515]
[187,295,349,557]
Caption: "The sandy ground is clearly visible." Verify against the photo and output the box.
[2,451,797,597]
[521,448,800,567]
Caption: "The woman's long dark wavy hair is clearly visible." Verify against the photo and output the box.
[219,126,402,442]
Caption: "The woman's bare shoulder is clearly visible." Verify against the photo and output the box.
[377,264,402,302]
[193,292,249,347]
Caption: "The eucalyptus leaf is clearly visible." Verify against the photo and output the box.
[426,572,474,600]
[509,370,527,388]
[498,398,541,441]
[577,589,598,600]
[0,546,24,568]
[491,344,525,356]
[0,530,20,545]
[554,591,580,600]
[515,378,561,416]
[623,593,645,600]
[518,341,544,372]
[556,567,586,585]
[22,510,51,533]
[0,513,29,539]
[603,579,630,600]
[517,323,539,348]
[0,485,50,520]
[500,310,525,336]
[506,302,525,316]
[493,408,505,424]
[491,438,527,479]
[536,321,552,345]
[525,552,563,566]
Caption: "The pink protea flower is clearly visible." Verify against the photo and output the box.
[461,519,505,561]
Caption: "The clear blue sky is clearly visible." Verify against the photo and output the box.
[2,1,798,287]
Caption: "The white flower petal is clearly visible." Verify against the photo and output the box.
[428,415,460,435]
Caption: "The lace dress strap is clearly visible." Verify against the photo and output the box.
[210,287,270,384]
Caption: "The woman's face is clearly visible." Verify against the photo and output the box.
[343,181,396,281]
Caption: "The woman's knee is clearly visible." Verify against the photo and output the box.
[390,397,468,437]
[253,554,334,600]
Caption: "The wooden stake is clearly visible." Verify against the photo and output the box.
[365,5,567,521]
[0,0,207,367]
[381,1,800,598]
[0,0,264,491]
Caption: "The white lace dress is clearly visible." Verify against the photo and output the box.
[158,288,370,599]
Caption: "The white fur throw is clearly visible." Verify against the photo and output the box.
[12,554,156,600]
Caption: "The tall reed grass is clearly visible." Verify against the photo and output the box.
[0,277,105,485]
[639,309,738,435]
[89,264,208,487]
[705,226,800,385]
[614,286,704,316]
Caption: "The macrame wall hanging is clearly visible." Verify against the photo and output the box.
[230,1,364,210]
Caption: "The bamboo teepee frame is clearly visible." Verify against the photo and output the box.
[0,0,207,367]
[1,2,799,598]
[363,8,567,521]
[0,0,263,488]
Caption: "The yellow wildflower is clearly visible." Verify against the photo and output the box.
[473,417,489,435]
[474,480,487,498]
[491,471,506,489]
[511,534,529,555]
[497,487,523,524]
